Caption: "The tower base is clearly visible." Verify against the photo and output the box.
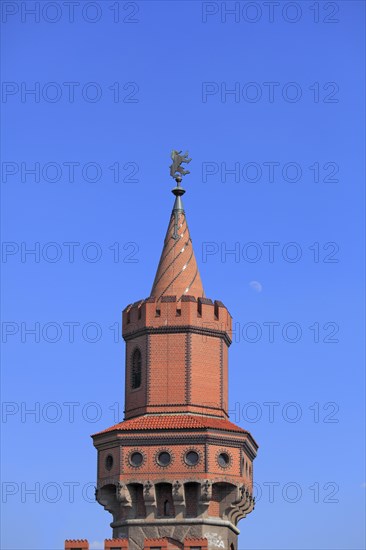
[113,518,238,550]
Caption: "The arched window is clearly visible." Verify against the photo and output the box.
[131,348,142,389]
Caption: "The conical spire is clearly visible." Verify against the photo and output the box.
[150,153,204,301]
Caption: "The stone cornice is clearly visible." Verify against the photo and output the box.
[110,517,240,536]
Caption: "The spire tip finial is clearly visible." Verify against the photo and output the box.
[169,149,191,209]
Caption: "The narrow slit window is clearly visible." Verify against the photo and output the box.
[131,348,142,389]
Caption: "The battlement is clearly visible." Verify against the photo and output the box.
[65,541,89,550]
[122,295,232,341]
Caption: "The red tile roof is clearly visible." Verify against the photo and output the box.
[93,414,248,436]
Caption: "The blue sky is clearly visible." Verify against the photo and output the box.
[1,1,365,549]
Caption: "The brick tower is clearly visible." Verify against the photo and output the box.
[91,153,258,550]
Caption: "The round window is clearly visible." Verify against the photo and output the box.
[157,451,171,466]
[129,451,143,467]
[217,452,230,468]
[185,450,199,466]
[105,454,113,471]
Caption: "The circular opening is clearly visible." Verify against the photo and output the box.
[185,450,199,466]
[129,451,143,467]
[105,454,113,471]
[157,451,171,467]
[217,452,230,468]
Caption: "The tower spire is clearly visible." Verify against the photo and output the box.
[70,150,258,550]
[150,151,205,301]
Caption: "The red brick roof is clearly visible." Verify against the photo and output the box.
[93,414,248,436]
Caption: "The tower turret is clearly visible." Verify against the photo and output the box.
[92,152,258,550]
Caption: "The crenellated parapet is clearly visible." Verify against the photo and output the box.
[123,295,232,344]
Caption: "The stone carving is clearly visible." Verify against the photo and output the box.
[116,482,131,506]
[144,480,153,497]
[201,479,212,501]
[173,480,182,496]
[172,480,185,514]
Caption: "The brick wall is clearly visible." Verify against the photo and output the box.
[149,332,187,405]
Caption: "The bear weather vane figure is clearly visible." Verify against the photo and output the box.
[170,150,192,182]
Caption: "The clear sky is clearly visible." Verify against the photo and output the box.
[1,1,365,549]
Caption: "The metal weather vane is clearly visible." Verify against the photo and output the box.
[169,150,191,241]
[170,150,192,182]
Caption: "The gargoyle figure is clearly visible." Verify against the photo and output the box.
[201,479,211,501]
[144,480,153,496]
[170,150,192,180]
[173,480,182,496]
[116,482,127,503]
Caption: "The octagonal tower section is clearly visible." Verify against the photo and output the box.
[122,295,232,420]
